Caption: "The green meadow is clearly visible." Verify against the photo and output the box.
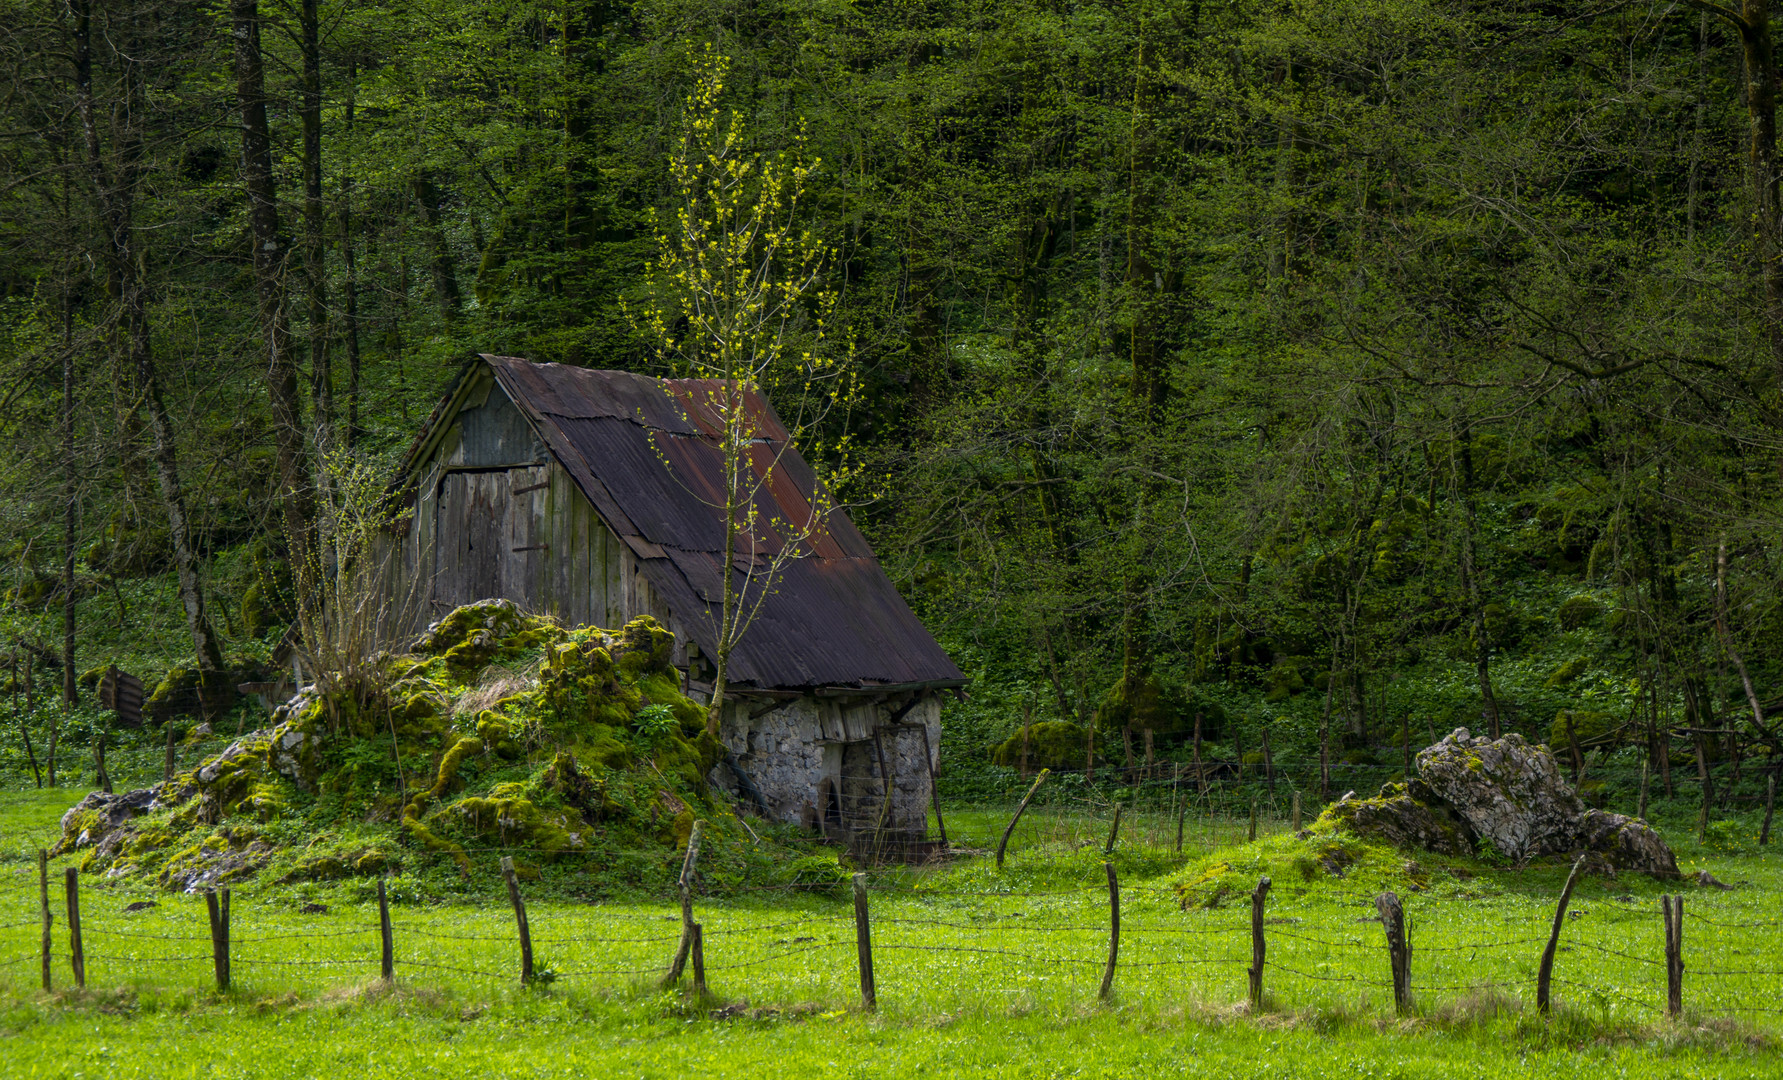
[4,791,1781,1078]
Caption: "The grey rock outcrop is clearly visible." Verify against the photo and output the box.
[1417,730,1584,861]
[1321,728,1678,878]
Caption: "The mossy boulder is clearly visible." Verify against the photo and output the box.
[1315,780,1475,857]
[1544,655,1591,688]
[414,599,560,674]
[991,721,1087,770]
[1557,595,1607,630]
[1547,709,1623,751]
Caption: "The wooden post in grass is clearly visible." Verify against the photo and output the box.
[1638,761,1650,821]
[500,857,533,985]
[1104,803,1123,855]
[64,868,83,989]
[205,888,231,992]
[1192,713,1207,796]
[996,769,1049,870]
[1098,862,1119,1001]
[1248,876,1272,1010]
[663,821,705,986]
[1292,791,1301,832]
[1376,891,1409,1014]
[377,877,394,981]
[38,849,51,992]
[1248,799,1258,843]
[1176,789,1187,853]
[163,721,176,783]
[918,721,948,847]
[691,923,706,993]
[852,873,876,1010]
[1662,894,1684,1017]
[1535,856,1585,1015]
[1563,712,1584,784]
[1762,773,1776,846]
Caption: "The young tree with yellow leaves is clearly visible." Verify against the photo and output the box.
[632,47,860,736]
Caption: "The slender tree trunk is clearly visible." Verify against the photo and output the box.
[1737,3,1783,386]
[299,0,334,460]
[340,59,361,448]
[231,0,314,583]
[61,282,77,707]
[72,0,226,679]
[412,175,462,320]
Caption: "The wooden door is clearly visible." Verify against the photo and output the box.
[433,467,551,613]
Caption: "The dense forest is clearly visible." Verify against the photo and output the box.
[2,0,1780,803]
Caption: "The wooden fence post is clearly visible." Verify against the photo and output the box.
[1535,855,1585,1015]
[1103,803,1123,855]
[917,721,948,847]
[691,923,706,993]
[1663,894,1684,1018]
[1292,791,1301,832]
[1638,761,1650,821]
[1248,876,1272,1010]
[852,873,876,1010]
[662,821,704,986]
[377,876,394,982]
[996,769,1049,870]
[1248,799,1258,843]
[38,849,51,992]
[64,868,84,989]
[1762,773,1776,846]
[1376,890,1409,1014]
[1098,862,1120,1001]
[205,888,231,992]
[500,857,533,985]
[1176,785,1187,854]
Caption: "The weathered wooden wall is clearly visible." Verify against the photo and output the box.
[388,373,685,653]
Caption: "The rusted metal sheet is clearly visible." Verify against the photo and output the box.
[473,355,965,692]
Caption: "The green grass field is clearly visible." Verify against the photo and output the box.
[3,789,1780,1078]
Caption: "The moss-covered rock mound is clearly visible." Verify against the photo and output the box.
[51,601,753,893]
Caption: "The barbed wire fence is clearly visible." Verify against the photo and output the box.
[5,843,1780,1029]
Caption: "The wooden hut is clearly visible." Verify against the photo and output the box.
[385,354,966,846]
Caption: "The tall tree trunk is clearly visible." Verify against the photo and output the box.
[231,0,313,579]
[412,175,462,320]
[61,276,78,708]
[340,59,362,447]
[1460,433,1501,738]
[72,0,226,680]
[299,0,334,460]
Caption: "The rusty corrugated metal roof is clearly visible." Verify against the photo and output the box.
[480,355,965,692]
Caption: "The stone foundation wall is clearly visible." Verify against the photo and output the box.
[709,694,941,841]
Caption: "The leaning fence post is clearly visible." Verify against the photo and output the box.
[499,857,533,985]
[1376,890,1409,1014]
[1536,855,1585,1015]
[64,868,84,989]
[852,873,876,1010]
[1248,876,1272,1010]
[1098,862,1120,1001]
[205,888,231,992]
[38,849,51,993]
[1103,803,1123,855]
[996,769,1049,870]
[378,876,394,982]
[662,821,705,986]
